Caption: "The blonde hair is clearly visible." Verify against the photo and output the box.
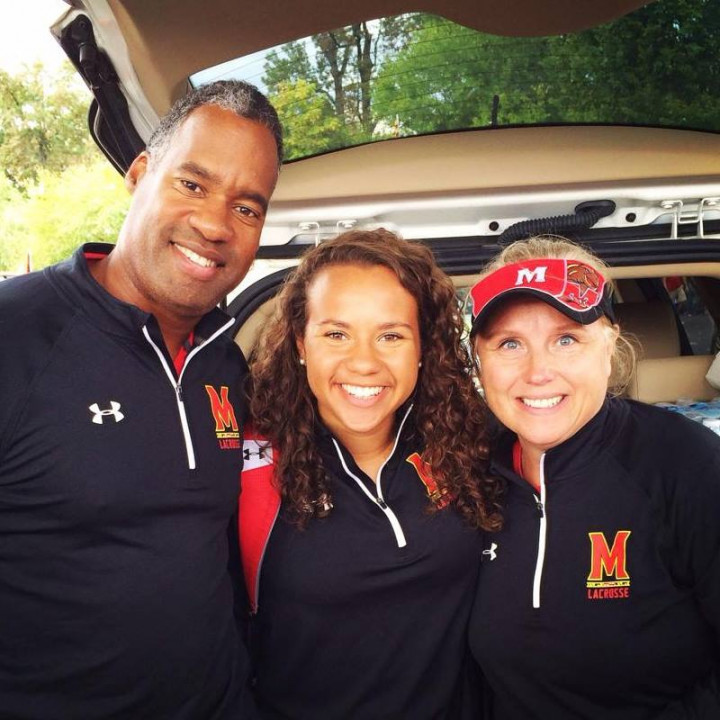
[475,235,637,394]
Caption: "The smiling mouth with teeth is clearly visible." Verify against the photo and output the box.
[521,396,563,409]
[175,243,219,268]
[341,384,384,399]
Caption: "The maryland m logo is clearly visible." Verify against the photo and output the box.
[406,452,452,509]
[205,385,239,433]
[586,530,631,600]
[515,266,547,285]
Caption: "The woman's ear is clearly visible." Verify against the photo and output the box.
[606,322,620,350]
[296,337,306,365]
[603,322,620,375]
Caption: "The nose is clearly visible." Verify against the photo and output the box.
[345,338,381,374]
[525,347,556,385]
[188,198,233,243]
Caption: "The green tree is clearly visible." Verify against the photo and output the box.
[373,1,720,134]
[0,63,95,193]
[0,62,128,272]
[541,0,720,128]
[269,79,347,157]
[263,16,419,157]
[373,15,551,134]
[1,160,128,272]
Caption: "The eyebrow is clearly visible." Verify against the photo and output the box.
[314,319,416,330]
[178,161,270,212]
[484,320,586,337]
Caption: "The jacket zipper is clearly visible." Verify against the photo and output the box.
[532,453,548,609]
[331,405,413,548]
[142,318,235,470]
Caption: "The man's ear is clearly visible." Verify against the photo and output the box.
[124,152,150,194]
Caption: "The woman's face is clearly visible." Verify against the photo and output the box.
[297,263,421,449]
[474,297,616,455]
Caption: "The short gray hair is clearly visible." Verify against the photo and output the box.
[146,79,283,168]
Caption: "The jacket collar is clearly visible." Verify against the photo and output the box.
[317,403,417,483]
[46,243,235,345]
[490,396,627,486]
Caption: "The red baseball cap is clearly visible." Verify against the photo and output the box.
[469,258,615,334]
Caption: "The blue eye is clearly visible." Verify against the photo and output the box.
[558,335,576,346]
[499,338,519,350]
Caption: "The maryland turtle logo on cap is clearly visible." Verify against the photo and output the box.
[565,261,603,308]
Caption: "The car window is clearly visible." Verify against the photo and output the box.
[669,276,719,355]
[191,0,720,162]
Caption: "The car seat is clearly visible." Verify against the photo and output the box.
[615,300,716,403]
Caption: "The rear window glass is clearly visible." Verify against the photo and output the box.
[667,276,719,355]
[192,0,720,161]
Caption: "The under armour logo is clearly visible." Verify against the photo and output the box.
[89,401,125,424]
[243,439,273,470]
[482,542,498,562]
[243,447,268,461]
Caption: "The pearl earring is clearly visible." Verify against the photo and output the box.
[299,358,306,366]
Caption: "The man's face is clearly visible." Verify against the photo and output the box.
[113,104,279,324]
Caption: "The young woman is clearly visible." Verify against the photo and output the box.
[240,228,502,719]
[468,235,720,719]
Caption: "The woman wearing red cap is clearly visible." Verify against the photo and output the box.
[468,236,720,719]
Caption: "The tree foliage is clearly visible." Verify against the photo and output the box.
[0,63,128,272]
[373,19,551,133]
[263,0,720,157]
[263,16,421,157]
[1,161,128,272]
[542,0,720,128]
[0,63,94,194]
[269,79,347,158]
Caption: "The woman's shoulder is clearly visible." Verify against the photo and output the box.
[609,397,720,495]
[619,397,720,446]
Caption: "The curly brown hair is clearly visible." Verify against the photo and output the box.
[249,228,503,531]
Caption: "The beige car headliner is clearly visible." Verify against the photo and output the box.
[270,126,720,205]
[57,0,719,217]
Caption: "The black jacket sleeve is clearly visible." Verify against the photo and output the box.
[654,441,720,719]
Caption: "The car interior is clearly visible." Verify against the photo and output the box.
[51,0,720,423]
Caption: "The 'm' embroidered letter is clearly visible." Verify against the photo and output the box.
[515,266,547,285]
[587,530,631,581]
[205,385,239,433]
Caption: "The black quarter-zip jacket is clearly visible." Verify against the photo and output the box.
[470,398,720,719]
[0,245,255,719]
[249,411,483,719]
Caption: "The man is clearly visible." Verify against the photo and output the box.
[0,80,282,719]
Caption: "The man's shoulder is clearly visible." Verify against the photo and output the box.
[0,267,54,307]
[0,264,76,336]
[0,263,80,386]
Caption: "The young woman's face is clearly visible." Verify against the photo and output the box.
[474,297,616,455]
[297,263,421,449]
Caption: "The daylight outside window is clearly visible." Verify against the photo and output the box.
[192,2,720,163]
